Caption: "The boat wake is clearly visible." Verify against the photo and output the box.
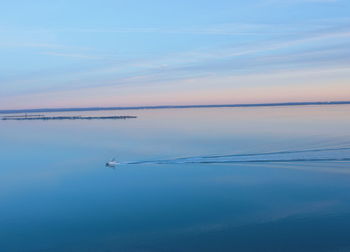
[119,147,350,165]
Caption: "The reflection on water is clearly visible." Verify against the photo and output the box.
[0,105,350,251]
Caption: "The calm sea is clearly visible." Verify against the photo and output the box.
[1,105,350,251]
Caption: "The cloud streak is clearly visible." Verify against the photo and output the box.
[262,0,339,4]
[40,51,103,59]
[1,22,350,99]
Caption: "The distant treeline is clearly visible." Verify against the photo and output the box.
[1,101,350,114]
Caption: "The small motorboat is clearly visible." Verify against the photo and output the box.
[106,158,119,168]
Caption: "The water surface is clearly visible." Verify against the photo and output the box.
[1,105,350,251]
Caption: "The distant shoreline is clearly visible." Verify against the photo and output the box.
[1,101,349,114]
[1,115,137,121]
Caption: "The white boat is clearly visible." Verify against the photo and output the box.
[106,158,119,168]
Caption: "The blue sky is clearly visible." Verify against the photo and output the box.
[0,0,349,109]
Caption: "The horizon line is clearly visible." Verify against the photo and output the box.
[1,101,350,114]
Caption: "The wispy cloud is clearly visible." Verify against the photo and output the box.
[40,51,103,60]
[1,22,350,97]
[0,42,65,49]
[1,21,338,37]
[262,0,339,4]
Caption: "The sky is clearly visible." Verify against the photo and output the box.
[0,0,349,109]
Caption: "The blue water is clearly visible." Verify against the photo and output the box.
[1,105,350,251]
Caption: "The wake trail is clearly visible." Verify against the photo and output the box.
[119,146,350,166]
